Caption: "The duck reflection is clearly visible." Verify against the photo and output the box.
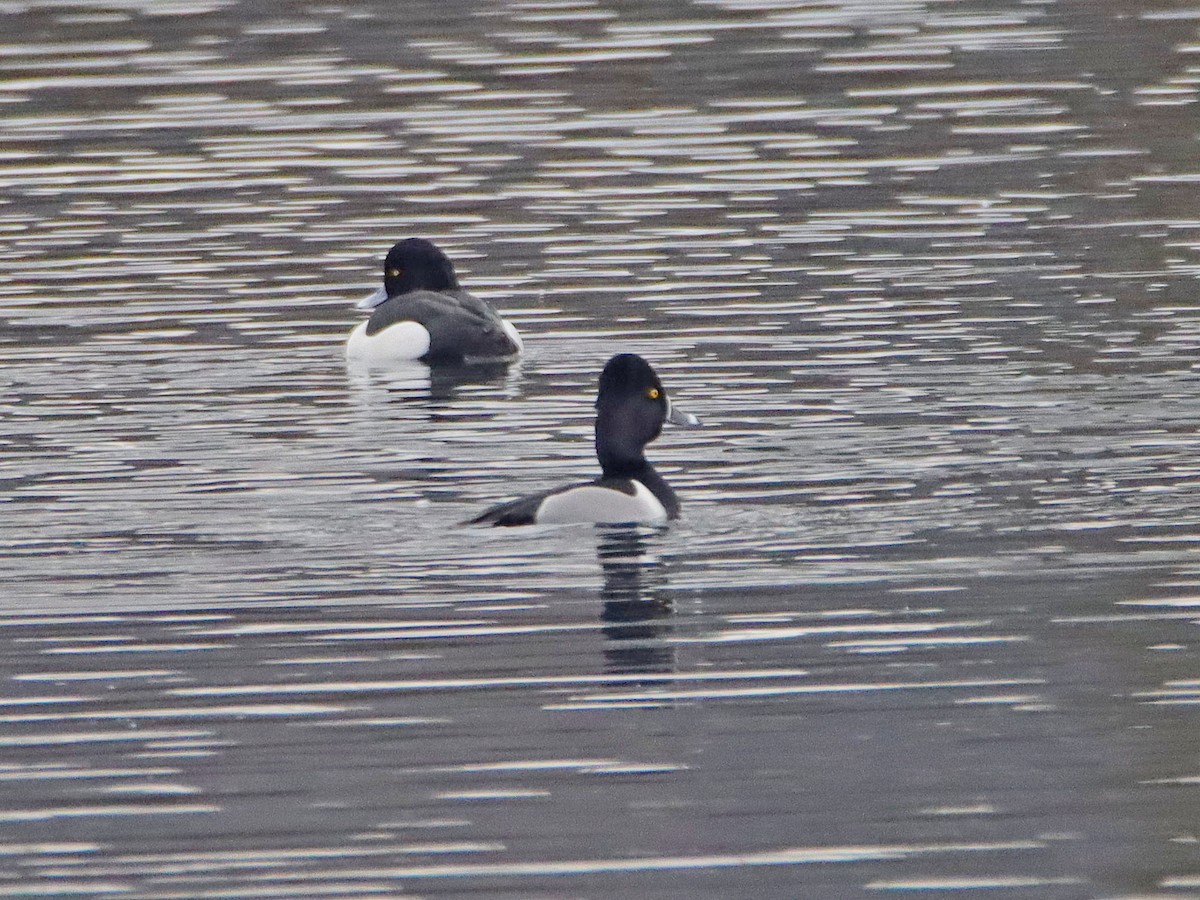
[347,358,519,404]
[597,526,676,675]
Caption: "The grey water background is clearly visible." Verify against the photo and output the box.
[1,0,1200,896]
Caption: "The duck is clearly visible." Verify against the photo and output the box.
[346,238,522,366]
[469,353,700,526]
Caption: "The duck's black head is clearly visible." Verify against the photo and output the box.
[595,353,699,475]
[382,238,459,297]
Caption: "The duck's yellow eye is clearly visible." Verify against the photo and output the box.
[388,267,402,277]
[647,388,660,400]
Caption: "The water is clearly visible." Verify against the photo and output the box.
[2,0,1200,896]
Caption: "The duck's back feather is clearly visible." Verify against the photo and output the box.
[364,289,519,362]
[466,488,554,526]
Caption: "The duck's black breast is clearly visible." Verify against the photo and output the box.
[595,467,680,520]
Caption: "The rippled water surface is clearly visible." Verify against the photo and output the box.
[3,0,1200,896]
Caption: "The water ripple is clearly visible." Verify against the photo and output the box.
[2,0,1199,896]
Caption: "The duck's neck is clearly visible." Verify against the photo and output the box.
[387,273,457,296]
[596,414,653,478]
[597,446,648,479]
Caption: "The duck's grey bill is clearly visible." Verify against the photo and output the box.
[356,286,389,310]
[666,397,701,427]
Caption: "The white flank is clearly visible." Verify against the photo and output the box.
[536,481,667,525]
[346,320,432,365]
